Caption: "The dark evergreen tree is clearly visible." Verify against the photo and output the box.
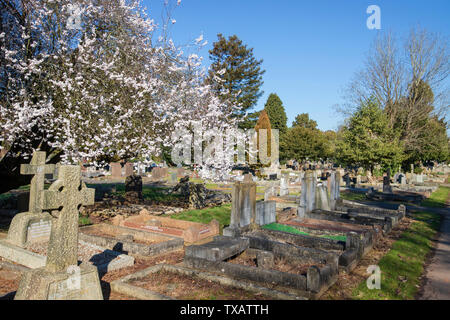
[207,34,265,121]
[264,93,288,135]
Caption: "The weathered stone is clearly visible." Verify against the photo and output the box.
[151,167,168,181]
[110,162,122,178]
[256,200,276,226]
[256,251,274,269]
[124,163,134,177]
[185,236,249,262]
[124,174,143,202]
[14,160,102,300]
[20,151,55,214]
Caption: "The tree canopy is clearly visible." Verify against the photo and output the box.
[206,34,265,121]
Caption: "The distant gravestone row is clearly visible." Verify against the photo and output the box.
[110,162,134,178]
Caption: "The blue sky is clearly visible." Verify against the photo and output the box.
[143,0,450,131]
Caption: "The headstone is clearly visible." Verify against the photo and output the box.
[14,164,103,300]
[223,179,256,237]
[19,152,55,214]
[170,172,178,184]
[176,167,185,178]
[124,163,134,177]
[264,183,276,201]
[343,173,351,187]
[151,167,168,181]
[297,171,316,219]
[256,201,276,226]
[124,174,143,202]
[328,171,340,210]
[4,152,55,248]
[383,175,393,194]
[110,162,122,178]
[279,173,289,196]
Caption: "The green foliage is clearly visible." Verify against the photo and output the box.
[281,121,328,162]
[207,34,265,119]
[264,93,288,134]
[239,110,261,130]
[336,98,404,171]
[292,113,318,129]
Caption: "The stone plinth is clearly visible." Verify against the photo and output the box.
[14,263,103,300]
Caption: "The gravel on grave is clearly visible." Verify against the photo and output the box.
[81,229,158,246]
[0,258,22,298]
[128,269,273,300]
[25,241,123,265]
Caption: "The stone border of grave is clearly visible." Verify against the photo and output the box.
[336,200,406,226]
[110,263,302,300]
[118,213,220,243]
[247,228,370,273]
[184,235,339,299]
[0,239,134,273]
[79,224,184,257]
[305,209,395,234]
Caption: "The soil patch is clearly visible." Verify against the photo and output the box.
[128,269,272,300]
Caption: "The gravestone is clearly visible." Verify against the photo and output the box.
[124,163,134,177]
[279,173,289,196]
[383,175,393,194]
[5,152,55,248]
[297,171,316,219]
[223,177,257,237]
[15,164,103,300]
[399,174,406,185]
[315,183,330,211]
[170,172,178,184]
[124,174,143,202]
[110,162,122,178]
[343,173,351,187]
[176,167,185,178]
[328,171,340,211]
[151,167,168,181]
[264,183,276,201]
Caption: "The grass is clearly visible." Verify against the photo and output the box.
[420,186,450,208]
[78,215,92,226]
[351,185,448,300]
[340,191,367,201]
[352,210,440,300]
[167,204,232,234]
[262,223,347,242]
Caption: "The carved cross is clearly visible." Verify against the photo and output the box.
[20,151,55,214]
[42,165,95,273]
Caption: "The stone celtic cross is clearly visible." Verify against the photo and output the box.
[42,165,95,273]
[20,151,55,214]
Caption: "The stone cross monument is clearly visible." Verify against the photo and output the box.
[15,162,102,300]
[5,152,55,248]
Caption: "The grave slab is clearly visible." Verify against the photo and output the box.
[120,213,219,243]
[79,223,183,256]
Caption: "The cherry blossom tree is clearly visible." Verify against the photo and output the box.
[0,0,240,191]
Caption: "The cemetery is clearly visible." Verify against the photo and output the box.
[0,0,449,305]
[0,150,448,300]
